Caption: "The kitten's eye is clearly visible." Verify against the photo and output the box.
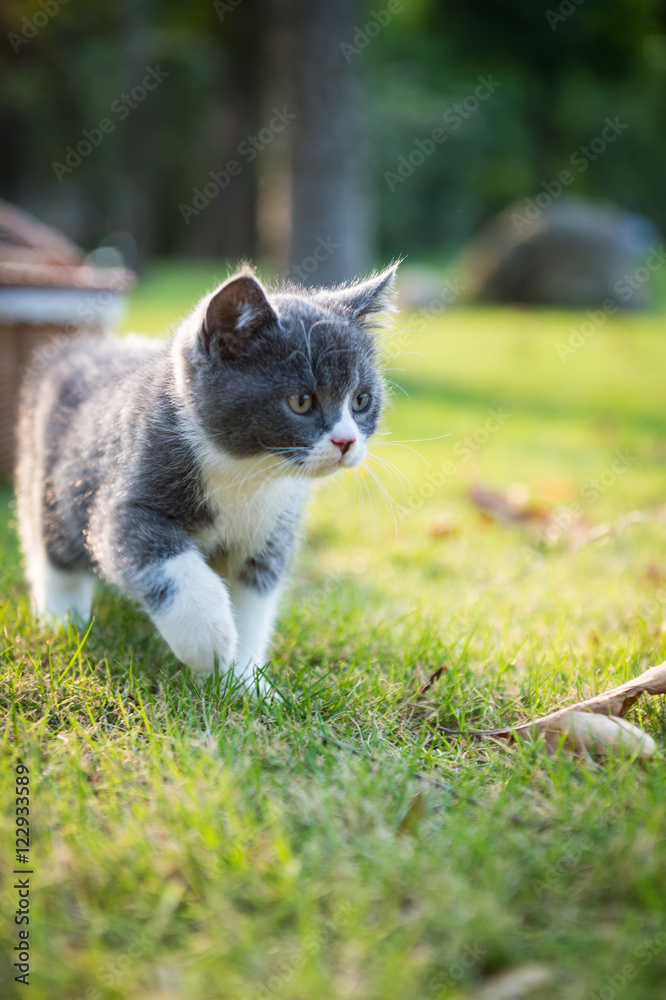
[287,392,314,414]
[352,392,371,413]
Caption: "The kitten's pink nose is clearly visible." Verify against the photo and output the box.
[331,436,356,456]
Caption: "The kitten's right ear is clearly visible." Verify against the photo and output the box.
[201,271,277,357]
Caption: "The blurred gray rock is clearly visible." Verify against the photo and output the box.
[462,196,660,309]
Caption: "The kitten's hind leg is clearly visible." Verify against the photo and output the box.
[29,556,95,626]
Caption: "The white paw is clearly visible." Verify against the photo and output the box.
[149,551,239,675]
[234,655,273,697]
[30,563,94,625]
[165,615,239,676]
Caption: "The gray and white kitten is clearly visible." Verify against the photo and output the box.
[15,264,397,691]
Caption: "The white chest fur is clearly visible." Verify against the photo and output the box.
[192,444,307,569]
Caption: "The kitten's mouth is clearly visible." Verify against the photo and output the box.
[299,453,363,478]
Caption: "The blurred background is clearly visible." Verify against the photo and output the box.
[2,0,666,297]
[0,0,665,534]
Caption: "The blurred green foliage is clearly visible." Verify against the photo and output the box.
[1,0,664,261]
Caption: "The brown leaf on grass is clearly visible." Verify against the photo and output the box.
[502,660,666,737]
[469,481,594,548]
[469,483,545,523]
[537,711,656,758]
[417,664,447,697]
[427,516,460,538]
[440,661,666,756]
[645,561,665,584]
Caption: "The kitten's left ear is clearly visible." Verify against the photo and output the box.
[201,270,277,357]
[317,262,401,326]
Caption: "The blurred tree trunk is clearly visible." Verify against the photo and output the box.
[179,5,263,261]
[258,0,373,285]
[118,0,155,261]
[178,91,258,262]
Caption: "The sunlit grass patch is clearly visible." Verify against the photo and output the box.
[1,264,666,998]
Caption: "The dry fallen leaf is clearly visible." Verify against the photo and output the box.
[645,561,665,584]
[505,660,666,738]
[439,660,666,757]
[469,483,545,523]
[427,516,460,538]
[537,711,656,758]
[417,664,447,697]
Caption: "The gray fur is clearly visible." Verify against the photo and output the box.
[15,264,397,679]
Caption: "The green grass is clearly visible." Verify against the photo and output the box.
[2,262,666,999]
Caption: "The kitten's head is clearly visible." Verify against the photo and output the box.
[175,263,399,478]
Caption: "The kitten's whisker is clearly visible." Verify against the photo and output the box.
[370,432,451,466]
[373,433,452,444]
[366,454,414,500]
[355,467,375,540]
[363,464,400,536]
[371,442,430,461]
[367,452,411,483]
[364,461,410,517]
[353,468,365,541]
[366,453,401,487]
[385,379,413,402]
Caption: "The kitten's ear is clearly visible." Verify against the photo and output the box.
[318,262,400,327]
[201,271,277,356]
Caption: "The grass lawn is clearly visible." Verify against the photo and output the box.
[1,262,666,999]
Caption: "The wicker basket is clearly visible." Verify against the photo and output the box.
[0,203,134,480]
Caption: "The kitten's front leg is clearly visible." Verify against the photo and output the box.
[95,511,239,679]
[228,581,282,690]
[226,523,296,692]
[146,550,239,678]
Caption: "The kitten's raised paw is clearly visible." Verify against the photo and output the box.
[148,552,239,677]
